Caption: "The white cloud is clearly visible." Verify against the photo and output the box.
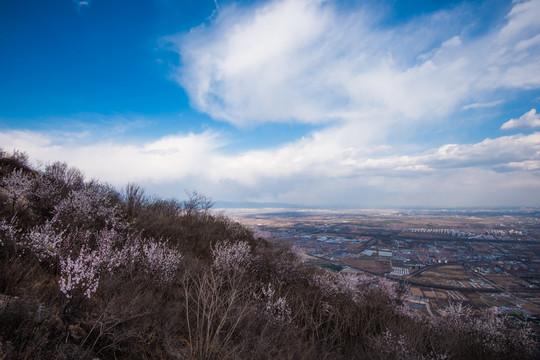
[498,0,540,42]
[172,0,540,128]
[494,160,540,172]
[515,33,540,51]
[501,109,540,130]
[462,100,503,110]
[0,129,221,185]
[442,35,461,47]
[327,132,540,175]
[1,128,539,207]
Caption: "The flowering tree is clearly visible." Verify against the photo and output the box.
[57,229,123,299]
[0,217,19,248]
[373,330,417,360]
[52,183,124,231]
[59,244,102,299]
[312,272,370,303]
[212,240,252,274]
[141,240,183,282]
[435,302,537,358]
[55,226,183,299]
[255,283,292,325]
[26,220,65,262]
[1,169,33,216]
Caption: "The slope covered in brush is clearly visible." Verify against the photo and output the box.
[0,149,537,359]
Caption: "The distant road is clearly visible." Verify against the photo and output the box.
[395,235,539,245]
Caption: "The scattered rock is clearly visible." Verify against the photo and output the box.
[46,314,66,333]
[68,324,87,341]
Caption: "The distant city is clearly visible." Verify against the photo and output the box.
[224,208,540,324]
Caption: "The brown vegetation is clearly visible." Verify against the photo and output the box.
[0,148,537,359]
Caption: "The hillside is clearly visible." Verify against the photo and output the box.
[0,149,537,360]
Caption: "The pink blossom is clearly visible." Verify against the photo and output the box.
[58,229,143,298]
[1,169,33,215]
[377,277,400,298]
[141,240,183,282]
[395,302,422,321]
[312,272,369,303]
[1,169,33,199]
[59,245,101,299]
[212,241,252,274]
[262,251,305,286]
[26,221,65,261]
[52,185,123,229]
[438,302,536,355]
[255,283,292,324]
[0,217,19,247]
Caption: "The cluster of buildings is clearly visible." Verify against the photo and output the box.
[407,227,523,240]
[408,228,474,237]
[241,211,540,325]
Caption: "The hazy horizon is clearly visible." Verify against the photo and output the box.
[214,201,540,211]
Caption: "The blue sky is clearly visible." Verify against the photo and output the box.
[1,0,539,208]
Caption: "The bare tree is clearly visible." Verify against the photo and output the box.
[122,183,147,220]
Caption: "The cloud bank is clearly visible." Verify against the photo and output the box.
[1,126,539,207]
